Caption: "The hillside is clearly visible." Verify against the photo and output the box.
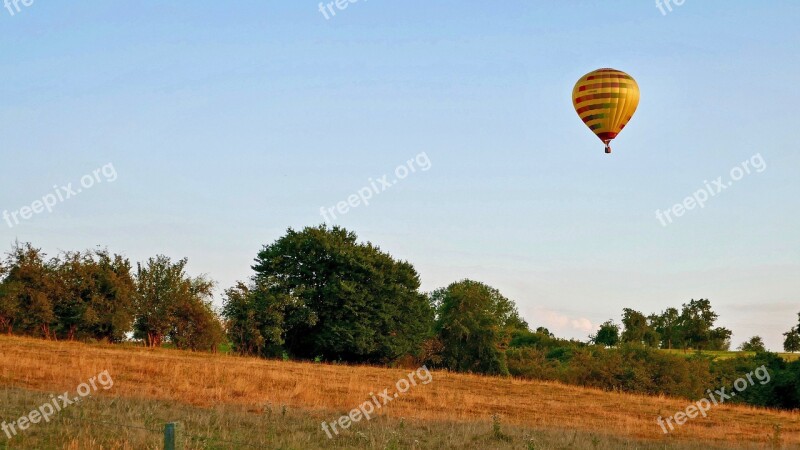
[0,336,798,449]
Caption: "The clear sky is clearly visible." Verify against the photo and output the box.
[1,1,798,350]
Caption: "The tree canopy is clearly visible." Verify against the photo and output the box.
[592,320,620,347]
[432,279,528,375]
[0,243,136,341]
[133,255,223,350]
[246,225,433,363]
[738,336,766,352]
[784,327,800,353]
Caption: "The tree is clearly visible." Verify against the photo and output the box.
[85,251,136,342]
[592,320,620,347]
[678,299,730,350]
[621,308,659,346]
[0,260,17,334]
[0,243,135,341]
[133,255,223,350]
[222,281,289,357]
[53,250,135,342]
[738,336,766,352]
[169,289,225,352]
[650,308,681,350]
[535,327,554,338]
[432,280,528,375]
[0,243,58,338]
[784,327,800,353]
[708,326,733,351]
[252,225,433,362]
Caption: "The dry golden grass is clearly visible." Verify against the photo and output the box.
[1,335,798,448]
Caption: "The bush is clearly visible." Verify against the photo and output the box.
[508,344,714,399]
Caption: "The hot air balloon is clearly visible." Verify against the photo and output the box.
[572,68,640,154]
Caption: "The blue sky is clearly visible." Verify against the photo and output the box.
[1,1,798,350]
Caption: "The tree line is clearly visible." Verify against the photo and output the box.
[2,226,798,409]
[593,302,800,355]
[0,243,223,350]
[590,300,733,351]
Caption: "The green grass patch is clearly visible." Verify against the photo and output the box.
[659,349,799,362]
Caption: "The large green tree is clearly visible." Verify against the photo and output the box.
[251,225,433,362]
[432,279,528,375]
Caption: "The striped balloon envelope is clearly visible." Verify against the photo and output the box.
[572,68,640,154]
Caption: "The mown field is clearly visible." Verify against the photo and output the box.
[1,336,798,449]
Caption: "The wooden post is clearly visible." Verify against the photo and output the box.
[164,422,179,450]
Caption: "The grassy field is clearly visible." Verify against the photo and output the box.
[660,349,800,362]
[1,336,798,449]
